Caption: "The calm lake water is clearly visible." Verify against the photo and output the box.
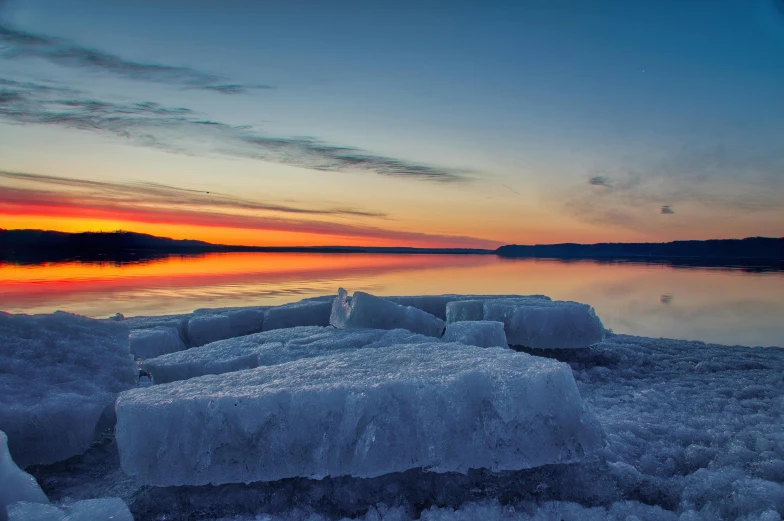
[1,252,782,347]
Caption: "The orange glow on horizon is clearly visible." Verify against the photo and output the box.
[0,211,496,249]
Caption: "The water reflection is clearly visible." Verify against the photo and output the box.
[1,252,782,347]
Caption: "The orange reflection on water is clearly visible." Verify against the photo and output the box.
[1,252,782,346]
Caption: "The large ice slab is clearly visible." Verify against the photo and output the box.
[331,289,446,337]
[116,343,604,486]
[483,299,605,349]
[263,299,333,331]
[1,431,47,521]
[142,326,431,384]
[0,312,136,468]
[442,320,507,348]
[7,499,132,521]
[130,326,185,360]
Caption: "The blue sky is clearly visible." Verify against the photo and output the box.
[1,0,783,246]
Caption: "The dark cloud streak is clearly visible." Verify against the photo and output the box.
[0,170,386,218]
[0,23,269,94]
[0,78,469,183]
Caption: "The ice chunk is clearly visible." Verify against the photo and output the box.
[187,314,233,347]
[122,313,190,344]
[187,308,267,347]
[445,300,484,323]
[0,312,135,467]
[482,299,604,349]
[442,321,507,348]
[7,498,132,521]
[263,300,332,331]
[129,326,185,360]
[388,294,552,320]
[331,289,446,337]
[225,308,266,337]
[142,326,431,384]
[1,431,47,521]
[116,343,604,486]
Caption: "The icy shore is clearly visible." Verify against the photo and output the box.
[1,290,782,520]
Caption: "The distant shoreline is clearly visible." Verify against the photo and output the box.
[1,229,782,270]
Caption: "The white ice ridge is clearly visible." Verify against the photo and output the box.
[442,320,507,348]
[0,312,136,468]
[7,499,133,521]
[141,326,432,384]
[331,289,446,337]
[0,431,47,521]
[446,298,605,349]
[116,343,604,486]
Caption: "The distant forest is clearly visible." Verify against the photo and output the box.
[1,229,782,270]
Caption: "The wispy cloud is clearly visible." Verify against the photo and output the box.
[588,176,612,188]
[0,77,469,183]
[565,138,784,232]
[0,170,497,248]
[0,170,385,218]
[0,23,270,94]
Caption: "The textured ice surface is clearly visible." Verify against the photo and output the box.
[206,499,721,521]
[129,326,185,360]
[482,299,604,349]
[263,299,333,331]
[141,326,431,384]
[28,330,784,520]
[116,343,603,486]
[1,431,48,521]
[7,498,132,521]
[0,312,135,468]
[442,321,507,348]
[331,289,446,337]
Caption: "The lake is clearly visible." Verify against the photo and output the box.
[1,252,782,347]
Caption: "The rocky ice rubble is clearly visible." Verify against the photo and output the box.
[141,326,432,384]
[4,289,784,520]
[0,430,47,521]
[6,499,133,521]
[116,342,604,486]
[0,312,136,467]
[1,430,132,521]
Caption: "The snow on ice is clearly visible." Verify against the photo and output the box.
[0,312,136,467]
[116,343,604,486]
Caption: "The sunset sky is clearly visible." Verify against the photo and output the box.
[1,0,783,247]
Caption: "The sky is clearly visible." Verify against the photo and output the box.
[1,0,783,248]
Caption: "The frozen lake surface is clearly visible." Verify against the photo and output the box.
[1,292,781,521]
